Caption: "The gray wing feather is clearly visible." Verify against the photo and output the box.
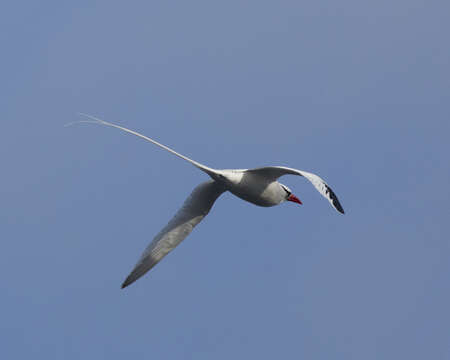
[247,166,344,214]
[121,180,225,288]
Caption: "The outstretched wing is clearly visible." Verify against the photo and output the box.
[122,180,226,288]
[247,166,344,214]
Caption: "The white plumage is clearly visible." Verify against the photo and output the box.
[70,115,344,288]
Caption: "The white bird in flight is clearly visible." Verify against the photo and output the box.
[70,114,344,288]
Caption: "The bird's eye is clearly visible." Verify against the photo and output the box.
[282,186,291,196]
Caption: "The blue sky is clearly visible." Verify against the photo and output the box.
[1,1,449,359]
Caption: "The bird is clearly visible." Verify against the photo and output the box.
[69,114,344,288]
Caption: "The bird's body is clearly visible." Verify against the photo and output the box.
[209,169,287,207]
[71,115,344,288]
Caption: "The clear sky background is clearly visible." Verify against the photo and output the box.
[1,1,449,359]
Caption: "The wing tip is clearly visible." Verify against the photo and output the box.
[121,275,134,289]
[325,185,345,214]
[332,196,345,214]
[120,258,157,289]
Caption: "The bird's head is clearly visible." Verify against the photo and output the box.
[280,184,302,205]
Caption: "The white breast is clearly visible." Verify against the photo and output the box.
[220,170,285,207]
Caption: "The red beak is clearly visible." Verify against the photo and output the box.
[287,194,302,205]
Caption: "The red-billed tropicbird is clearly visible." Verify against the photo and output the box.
[70,114,344,288]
